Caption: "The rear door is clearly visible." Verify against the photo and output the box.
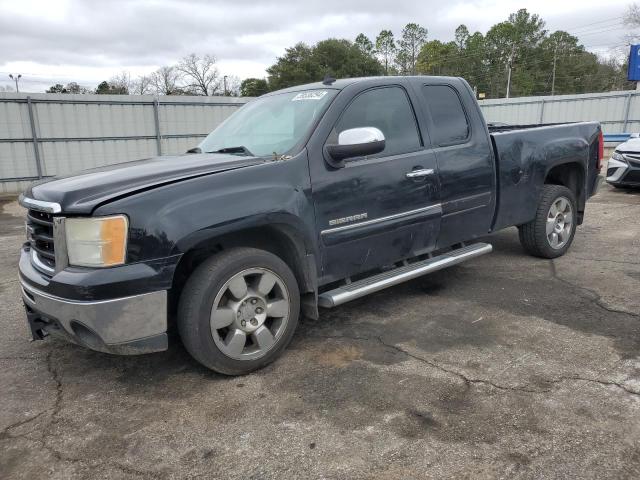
[418,81,496,247]
[309,83,441,283]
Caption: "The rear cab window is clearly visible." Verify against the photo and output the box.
[421,85,470,147]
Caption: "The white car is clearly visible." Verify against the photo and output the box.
[607,134,640,188]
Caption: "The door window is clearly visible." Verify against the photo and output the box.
[331,86,422,158]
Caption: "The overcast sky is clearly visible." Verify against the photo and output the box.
[0,0,634,92]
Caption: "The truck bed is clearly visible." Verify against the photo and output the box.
[488,121,601,232]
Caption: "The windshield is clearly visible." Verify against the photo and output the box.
[199,89,337,157]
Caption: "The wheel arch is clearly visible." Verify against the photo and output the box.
[544,161,586,224]
[169,221,318,324]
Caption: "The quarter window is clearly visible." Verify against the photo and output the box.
[422,85,470,146]
[331,86,422,158]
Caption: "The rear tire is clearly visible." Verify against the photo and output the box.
[178,247,300,375]
[518,184,577,259]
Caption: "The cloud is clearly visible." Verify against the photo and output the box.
[0,0,632,91]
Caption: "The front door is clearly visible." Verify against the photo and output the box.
[309,84,441,283]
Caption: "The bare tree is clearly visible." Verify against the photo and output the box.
[176,53,221,96]
[625,3,640,44]
[109,71,133,94]
[131,75,153,95]
[626,3,640,26]
[150,66,180,95]
[223,75,241,96]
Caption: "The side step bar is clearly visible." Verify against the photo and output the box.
[318,243,492,308]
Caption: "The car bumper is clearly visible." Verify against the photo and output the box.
[21,280,168,355]
[19,247,174,355]
[606,156,640,187]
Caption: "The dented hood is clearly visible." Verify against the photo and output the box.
[25,153,265,214]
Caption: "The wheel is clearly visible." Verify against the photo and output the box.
[178,247,300,375]
[518,184,577,259]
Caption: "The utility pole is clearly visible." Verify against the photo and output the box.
[551,42,559,96]
[506,45,515,99]
[223,75,228,96]
[9,73,22,93]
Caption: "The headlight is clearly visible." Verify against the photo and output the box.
[65,215,128,267]
[611,152,626,163]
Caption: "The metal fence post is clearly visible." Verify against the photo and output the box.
[26,96,43,178]
[153,97,162,155]
[538,99,545,123]
[623,92,633,132]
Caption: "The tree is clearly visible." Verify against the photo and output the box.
[95,80,127,95]
[313,38,383,77]
[416,40,458,76]
[484,9,547,97]
[454,25,470,50]
[131,75,152,95]
[266,43,317,90]
[397,23,428,75]
[375,30,396,75]
[46,82,89,94]
[355,33,375,56]
[0,85,14,92]
[109,72,132,94]
[150,66,181,95]
[624,3,640,45]
[46,84,66,93]
[240,78,269,97]
[223,75,241,96]
[267,39,383,90]
[177,53,221,96]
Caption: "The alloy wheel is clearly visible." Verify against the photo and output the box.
[546,196,573,249]
[210,268,290,360]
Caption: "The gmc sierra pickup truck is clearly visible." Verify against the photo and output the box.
[19,76,603,375]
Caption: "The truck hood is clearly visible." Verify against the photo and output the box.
[26,153,266,214]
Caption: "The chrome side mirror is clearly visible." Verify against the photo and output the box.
[325,127,386,167]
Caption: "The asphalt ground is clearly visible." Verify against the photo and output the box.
[1,184,639,479]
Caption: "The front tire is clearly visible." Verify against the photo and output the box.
[518,184,577,259]
[178,247,300,375]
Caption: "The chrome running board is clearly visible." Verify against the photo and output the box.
[318,243,492,308]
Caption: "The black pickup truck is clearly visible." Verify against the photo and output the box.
[19,76,603,374]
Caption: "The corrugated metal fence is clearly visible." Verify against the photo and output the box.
[2,89,638,195]
[0,93,248,194]
[479,90,640,136]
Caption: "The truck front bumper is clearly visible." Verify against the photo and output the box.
[19,247,174,355]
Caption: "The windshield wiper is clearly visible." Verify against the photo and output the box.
[207,146,254,156]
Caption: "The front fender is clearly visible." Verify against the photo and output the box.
[94,153,316,263]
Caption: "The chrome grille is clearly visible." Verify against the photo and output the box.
[27,209,56,273]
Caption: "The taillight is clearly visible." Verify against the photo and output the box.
[597,131,604,171]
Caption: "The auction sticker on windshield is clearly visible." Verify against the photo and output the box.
[292,91,328,101]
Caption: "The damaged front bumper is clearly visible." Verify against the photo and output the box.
[21,280,168,355]
[19,247,175,355]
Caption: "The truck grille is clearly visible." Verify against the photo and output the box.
[27,209,56,273]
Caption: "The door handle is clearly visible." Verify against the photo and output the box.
[406,168,434,179]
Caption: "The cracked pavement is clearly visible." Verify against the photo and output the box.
[1,184,639,479]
